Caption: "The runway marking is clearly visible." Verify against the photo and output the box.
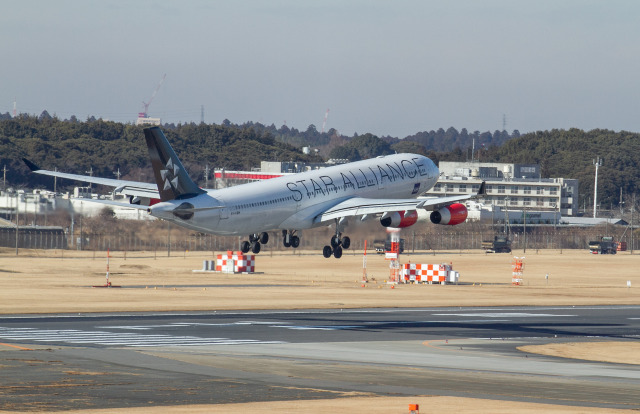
[422,339,451,350]
[278,325,363,330]
[431,313,575,318]
[0,327,285,348]
[99,321,288,330]
[0,342,33,351]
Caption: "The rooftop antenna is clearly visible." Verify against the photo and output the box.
[471,136,475,161]
[502,114,507,131]
[321,108,330,133]
[12,97,17,117]
[139,74,166,118]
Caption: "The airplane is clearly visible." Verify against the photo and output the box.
[23,126,484,258]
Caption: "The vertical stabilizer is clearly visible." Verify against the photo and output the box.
[143,127,204,201]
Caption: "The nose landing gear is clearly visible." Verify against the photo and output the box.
[282,230,300,249]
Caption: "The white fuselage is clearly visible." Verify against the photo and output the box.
[149,153,438,236]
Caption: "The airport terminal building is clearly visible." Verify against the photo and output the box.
[426,161,579,216]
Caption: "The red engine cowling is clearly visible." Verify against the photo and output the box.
[380,210,419,228]
[430,203,468,225]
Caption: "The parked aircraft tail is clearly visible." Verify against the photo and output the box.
[143,127,205,201]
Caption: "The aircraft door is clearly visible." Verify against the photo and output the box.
[219,207,229,219]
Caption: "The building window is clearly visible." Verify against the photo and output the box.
[511,186,518,194]
[509,198,518,206]
[486,185,493,193]
[550,187,557,195]
[523,197,531,206]
[524,186,531,194]
[434,183,442,191]
[536,186,543,195]
[536,199,544,206]
[497,185,505,194]
[459,184,467,192]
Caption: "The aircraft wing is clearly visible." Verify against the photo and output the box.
[313,182,484,224]
[23,158,159,199]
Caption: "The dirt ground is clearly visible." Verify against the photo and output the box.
[1,247,638,413]
[0,248,637,314]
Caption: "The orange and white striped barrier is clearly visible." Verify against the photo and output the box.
[197,251,256,273]
[216,251,256,273]
[401,263,459,284]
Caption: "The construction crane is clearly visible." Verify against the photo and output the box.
[138,74,166,118]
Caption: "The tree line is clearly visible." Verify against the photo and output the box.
[1,111,638,211]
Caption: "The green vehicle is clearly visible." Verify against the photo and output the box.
[588,236,617,254]
[481,235,512,253]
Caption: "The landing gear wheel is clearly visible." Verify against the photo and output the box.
[240,241,251,254]
[251,241,261,254]
[291,235,300,248]
[283,234,291,248]
[341,236,351,249]
[323,246,333,258]
[333,245,343,258]
[259,232,269,244]
[330,235,341,248]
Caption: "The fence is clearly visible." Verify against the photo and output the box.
[3,220,637,253]
[0,226,68,249]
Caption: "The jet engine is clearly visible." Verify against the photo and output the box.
[380,210,418,228]
[430,203,468,225]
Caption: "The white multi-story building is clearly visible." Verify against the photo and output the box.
[425,161,579,216]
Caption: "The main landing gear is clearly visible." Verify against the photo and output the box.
[323,219,350,259]
[282,230,300,249]
[240,232,269,254]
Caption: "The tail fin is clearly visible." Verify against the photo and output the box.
[143,127,205,201]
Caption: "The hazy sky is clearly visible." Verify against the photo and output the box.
[2,0,640,137]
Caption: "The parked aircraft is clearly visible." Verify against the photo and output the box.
[24,127,484,258]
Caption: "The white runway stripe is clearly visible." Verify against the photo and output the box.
[0,327,284,347]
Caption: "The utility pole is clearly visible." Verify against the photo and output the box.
[632,193,635,254]
[593,157,603,218]
[15,193,19,255]
[523,206,527,253]
[86,167,93,191]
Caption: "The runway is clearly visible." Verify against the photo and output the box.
[1,305,639,411]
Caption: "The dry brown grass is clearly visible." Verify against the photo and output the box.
[0,247,637,313]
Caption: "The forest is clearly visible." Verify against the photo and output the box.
[1,110,638,211]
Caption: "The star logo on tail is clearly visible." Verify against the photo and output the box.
[160,158,182,193]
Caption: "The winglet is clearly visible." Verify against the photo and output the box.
[143,127,205,201]
[22,158,40,172]
[477,181,486,196]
